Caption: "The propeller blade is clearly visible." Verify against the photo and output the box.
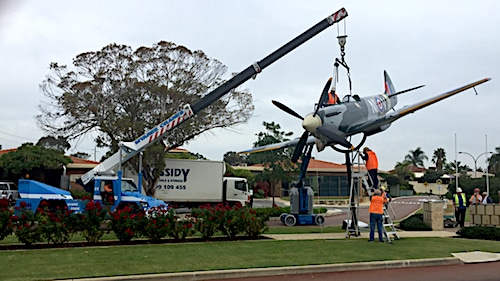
[317,126,353,149]
[272,100,304,120]
[292,131,308,163]
[314,77,333,116]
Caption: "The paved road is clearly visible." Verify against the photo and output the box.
[221,261,500,281]
[267,196,432,228]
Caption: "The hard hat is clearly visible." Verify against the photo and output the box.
[456,187,463,193]
[381,186,386,191]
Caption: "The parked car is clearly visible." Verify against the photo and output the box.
[0,181,19,206]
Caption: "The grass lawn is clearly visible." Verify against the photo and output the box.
[2,237,500,281]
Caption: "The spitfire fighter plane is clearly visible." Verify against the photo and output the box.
[240,72,491,161]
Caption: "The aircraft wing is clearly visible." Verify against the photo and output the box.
[347,78,491,135]
[239,135,317,154]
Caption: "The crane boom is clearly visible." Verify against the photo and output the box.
[79,7,348,185]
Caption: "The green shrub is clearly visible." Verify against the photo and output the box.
[457,226,500,241]
[399,214,431,231]
[253,189,265,199]
[314,207,327,214]
[70,189,92,200]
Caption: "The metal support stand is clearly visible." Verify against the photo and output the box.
[345,152,360,237]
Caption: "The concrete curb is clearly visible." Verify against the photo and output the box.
[72,257,461,281]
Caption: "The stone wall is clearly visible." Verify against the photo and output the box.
[469,204,500,226]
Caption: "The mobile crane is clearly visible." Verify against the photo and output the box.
[16,8,348,214]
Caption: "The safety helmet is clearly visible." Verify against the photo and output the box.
[456,187,463,193]
[381,186,386,191]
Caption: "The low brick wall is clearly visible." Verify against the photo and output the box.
[469,204,500,226]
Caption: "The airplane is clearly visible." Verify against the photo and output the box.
[239,71,491,163]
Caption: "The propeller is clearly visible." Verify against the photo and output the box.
[272,78,353,163]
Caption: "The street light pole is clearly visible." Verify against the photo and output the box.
[485,135,490,196]
[458,151,493,194]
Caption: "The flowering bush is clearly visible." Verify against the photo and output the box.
[192,204,219,240]
[141,206,172,241]
[0,199,13,240]
[242,208,268,239]
[80,200,108,244]
[38,202,79,245]
[110,205,144,243]
[217,203,246,239]
[13,201,44,245]
[169,217,194,241]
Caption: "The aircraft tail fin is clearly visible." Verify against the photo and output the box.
[384,70,396,96]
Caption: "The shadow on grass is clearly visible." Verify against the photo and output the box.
[0,235,272,251]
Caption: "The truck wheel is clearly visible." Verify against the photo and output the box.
[284,214,296,227]
[279,213,288,223]
[315,215,325,226]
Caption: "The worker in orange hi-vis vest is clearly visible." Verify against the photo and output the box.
[361,147,379,189]
[326,87,340,106]
[368,189,387,242]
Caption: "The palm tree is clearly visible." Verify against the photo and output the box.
[444,160,470,174]
[404,147,428,168]
[432,148,446,172]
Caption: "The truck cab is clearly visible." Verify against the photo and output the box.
[93,175,167,211]
[223,177,252,206]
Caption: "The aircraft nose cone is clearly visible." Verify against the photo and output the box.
[302,114,322,133]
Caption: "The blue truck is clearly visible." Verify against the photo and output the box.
[14,171,166,213]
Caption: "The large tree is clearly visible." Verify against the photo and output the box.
[404,147,428,168]
[0,143,72,185]
[247,121,295,205]
[37,41,254,194]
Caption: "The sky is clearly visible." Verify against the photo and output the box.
[0,0,499,171]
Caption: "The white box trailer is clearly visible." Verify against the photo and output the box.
[155,159,251,207]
